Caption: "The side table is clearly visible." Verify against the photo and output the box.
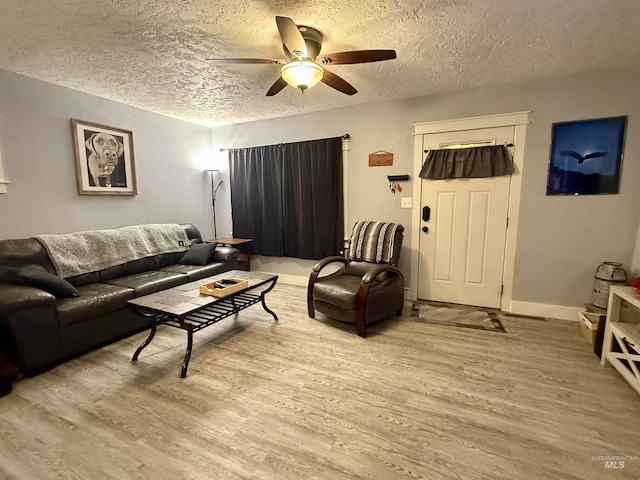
[210,238,253,271]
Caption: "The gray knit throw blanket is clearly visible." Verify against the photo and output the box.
[35,224,190,278]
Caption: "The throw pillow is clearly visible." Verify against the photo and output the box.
[179,242,217,266]
[16,265,80,298]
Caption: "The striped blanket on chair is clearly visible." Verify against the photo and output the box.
[347,221,402,264]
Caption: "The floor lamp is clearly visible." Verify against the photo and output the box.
[206,169,223,239]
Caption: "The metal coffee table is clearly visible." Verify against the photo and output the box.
[128,270,278,378]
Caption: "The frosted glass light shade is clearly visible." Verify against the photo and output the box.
[280,60,324,91]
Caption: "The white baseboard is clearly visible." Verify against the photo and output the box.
[256,273,582,321]
[508,300,583,321]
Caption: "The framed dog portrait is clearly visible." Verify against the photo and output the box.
[71,119,137,195]
[546,116,626,195]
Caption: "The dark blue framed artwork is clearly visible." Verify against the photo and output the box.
[546,116,626,195]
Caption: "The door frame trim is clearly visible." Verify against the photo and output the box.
[410,111,531,311]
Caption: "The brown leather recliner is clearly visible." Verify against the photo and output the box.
[307,221,404,337]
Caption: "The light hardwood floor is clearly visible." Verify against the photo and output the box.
[1,283,639,479]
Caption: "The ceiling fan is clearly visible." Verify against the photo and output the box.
[206,16,397,96]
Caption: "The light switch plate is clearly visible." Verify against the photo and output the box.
[401,197,412,208]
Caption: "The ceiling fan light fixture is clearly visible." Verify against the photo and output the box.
[280,60,324,91]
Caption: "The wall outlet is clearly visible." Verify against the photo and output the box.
[401,197,412,208]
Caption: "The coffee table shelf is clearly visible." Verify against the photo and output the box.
[163,292,263,331]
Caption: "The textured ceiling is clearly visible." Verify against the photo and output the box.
[1,0,640,127]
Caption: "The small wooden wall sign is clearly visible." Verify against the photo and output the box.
[368,152,393,167]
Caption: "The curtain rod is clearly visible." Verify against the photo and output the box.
[219,134,350,152]
[423,142,513,154]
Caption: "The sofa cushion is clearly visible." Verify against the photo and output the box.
[65,270,103,288]
[312,273,397,312]
[179,242,217,266]
[159,262,234,281]
[312,275,362,311]
[56,283,135,327]
[155,251,185,268]
[15,265,80,298]
[100,256,157,282]
[105,270,187,296]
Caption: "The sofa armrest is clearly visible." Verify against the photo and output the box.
[0,284,62,374]
[212,246,241,263]
[362,265,404,284]
[0,283,56,316]
[312,256,347,274]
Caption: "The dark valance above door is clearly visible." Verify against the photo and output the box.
[419,145,514,180]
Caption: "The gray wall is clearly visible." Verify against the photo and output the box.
[632,222,640,279]
[212,66,640,308]
[0,70,215,240]
[1,66,638,309]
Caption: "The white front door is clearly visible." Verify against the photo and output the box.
[418,126,515,308]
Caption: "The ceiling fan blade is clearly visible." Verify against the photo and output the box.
[316,49,396,65]
[321,69,357,95]
[266,77,288,96]
[206,58,283,64]
[275,16,307,57]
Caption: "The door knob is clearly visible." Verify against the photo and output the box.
[422,226,429,233]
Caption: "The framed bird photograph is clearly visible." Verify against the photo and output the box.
[546,116,627,195]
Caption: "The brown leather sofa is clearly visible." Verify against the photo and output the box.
[0,223,240,378]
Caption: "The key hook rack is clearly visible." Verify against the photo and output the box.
[387,175,410,183]
[387,174,410,194]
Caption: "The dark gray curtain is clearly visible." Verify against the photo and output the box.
[229,137,343,260]
[419,145,514,180]
[229,145,284,256]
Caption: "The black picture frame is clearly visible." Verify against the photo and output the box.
[71,119,137,195]
[546,116,626,195]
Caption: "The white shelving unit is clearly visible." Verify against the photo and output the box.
[601,285,640,395]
